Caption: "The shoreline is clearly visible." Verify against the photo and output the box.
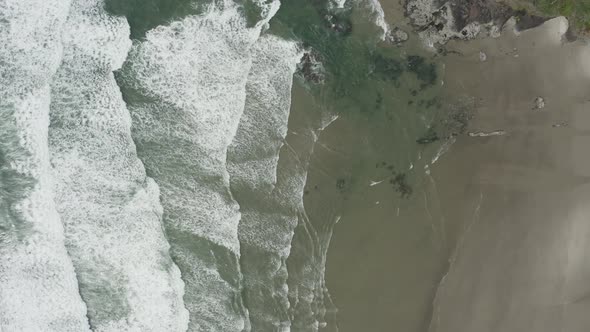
[428,16,590,332]
[319,5,590,330]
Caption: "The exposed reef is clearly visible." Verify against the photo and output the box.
[405,0,550,46]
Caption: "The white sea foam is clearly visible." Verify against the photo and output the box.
[0,1,92,331]
[0,90,92,332]
[123,0,275,261]
[228,35,302,198]
[330,0,348,9]
[121,1,281,330]
[362,0,391,40]
[226,34,302,330]
[48,1,188,331]
[287,114,340,332]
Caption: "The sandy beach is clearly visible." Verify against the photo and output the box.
[429,16,590,332]
[319,10,590,332]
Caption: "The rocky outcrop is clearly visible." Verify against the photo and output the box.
[405,0,548,45]
[296,50,326,85]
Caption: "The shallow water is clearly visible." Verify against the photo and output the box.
[1,0,462,330]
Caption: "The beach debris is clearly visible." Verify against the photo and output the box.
[479,51,487,62]
[552,122,568,128]
[336,178,347,191]
[406,55,437,87]
[431,136,456,164]
[533,96,545,110]
[468,130,506,137]
[505,47,519,57]
[370,179,386,186]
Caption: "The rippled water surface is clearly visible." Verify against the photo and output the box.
[0,0,459,331]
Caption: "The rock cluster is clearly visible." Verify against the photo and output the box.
[405,0,547,46]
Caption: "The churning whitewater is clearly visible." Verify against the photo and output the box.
[0,0,340,330]
[48,0,188,330]
[0,1,90,331]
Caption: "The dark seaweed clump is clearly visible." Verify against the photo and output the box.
[443,105,473,136]
[390,173,412,198]
[372,54,404,82]
[376,162,413,198]
[374,92,383,109]
[406,55,437,87]
[336,178,349,194]
[371,54,437,88]
[416,127,439,145]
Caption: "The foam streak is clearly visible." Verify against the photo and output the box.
[48,1,188,330]
[0,1,91,330]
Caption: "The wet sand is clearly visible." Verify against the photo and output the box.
[316,10,590,332]
[430,17,590,332]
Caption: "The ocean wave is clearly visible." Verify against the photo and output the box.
[362,0,391,40]
[119,1,281,330]
[3,1,342,330]
[48,1,188,330]
[227,34,302,331]
[0,1,91,330]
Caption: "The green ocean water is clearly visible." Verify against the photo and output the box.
[6,0,577,331]
[0,0,466,330]
[105,0,455,330]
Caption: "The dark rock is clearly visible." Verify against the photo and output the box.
[385,27,410,44]
[296,50,326,85]
[405,0,515,44]
[447,0,512,31]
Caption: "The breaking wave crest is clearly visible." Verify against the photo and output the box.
[363,0,391,40]
[227,35,302,331]
[1,0,342,330]
[0,1,91,331]
[118,1,282,330]
[48,1,188,330]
